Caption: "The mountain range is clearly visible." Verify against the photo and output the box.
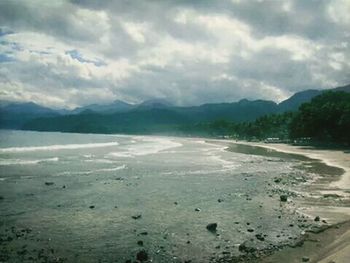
[1,84,349,133]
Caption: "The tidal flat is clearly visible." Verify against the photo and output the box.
[0,130,349,262]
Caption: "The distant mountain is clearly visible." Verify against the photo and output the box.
[137,99,173,109]
[2,83,350,133]
[22,99,278,134]
[72,100,134,114]
[278,84,350,112]
[0,101,60,129]
[174,99,278,122]
[278,89,322,112]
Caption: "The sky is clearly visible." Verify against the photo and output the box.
[0,0,349,109]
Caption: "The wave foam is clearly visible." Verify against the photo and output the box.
[108,137,182,158]
[0,157,59,166]
[0,142,119,153]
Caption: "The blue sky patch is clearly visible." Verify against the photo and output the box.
[65,49,106,67]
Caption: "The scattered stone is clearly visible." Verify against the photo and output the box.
[238,241,256,253]
[255,234,265,241]
[136,250,148,262]
[115,177,124,181]
[302,256,310,262]
[45,182,54,186]
[274,178,282,183]
[132,214,142,220]
[137,240,144,246]
[139,231,148,236]
[314,216,320,222]
[247,228,254,232]
[0,195,4,200]
[62,185,66,189]
[218,199,224,203]
[195,208,201,212]
[174,202,178,205]
[89,205,95,209]
[280,195,288,202]
[206,223,218,232]
[323,193,342,199]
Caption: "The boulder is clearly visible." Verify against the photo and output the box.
[206,223,217,232]
[136,250,148,262]
[280,195,288,202]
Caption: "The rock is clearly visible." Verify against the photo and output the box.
[274,178,282,183]
[247,228,254,232]
[45,182,54,186]
[139,231,148,235]
[314,216,320,222]
[238,241,256,253]
[323,193,342,198]
[0,195,4,200]
[137,240,143,246]
[218,199,224,203]
[132,214,142,220]
[89,205,95,209]
[195,208,201,212]
[174,202,178,205]
[206,223,217,232]
[255,234,265,241]
[136,250,148,262]
[302,256,310,262]
[62,185,66,189]
[280,195,288,202]
[115,177,124,181]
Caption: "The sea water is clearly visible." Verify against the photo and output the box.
[0,130,315,262]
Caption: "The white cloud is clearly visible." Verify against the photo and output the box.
[0,0,349,108]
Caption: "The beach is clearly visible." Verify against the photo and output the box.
[231,141,350,263]
[1,131,350,262]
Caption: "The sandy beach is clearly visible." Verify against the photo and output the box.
[232,141,350,263]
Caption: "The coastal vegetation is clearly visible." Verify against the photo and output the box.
[183,91,350,145]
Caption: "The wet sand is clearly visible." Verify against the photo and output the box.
[230,141,350,263]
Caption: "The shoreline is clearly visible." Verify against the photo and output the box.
[225,140,350,263]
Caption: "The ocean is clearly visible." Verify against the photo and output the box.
[0,130,320,262]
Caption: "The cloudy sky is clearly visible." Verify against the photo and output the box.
[0,0,349,109]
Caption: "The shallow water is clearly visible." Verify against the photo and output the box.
[0,130,322,262]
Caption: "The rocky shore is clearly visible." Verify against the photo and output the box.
[1,137,349,262]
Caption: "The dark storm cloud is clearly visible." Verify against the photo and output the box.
[0,0,349,108]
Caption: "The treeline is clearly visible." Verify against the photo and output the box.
[180,91,350,145]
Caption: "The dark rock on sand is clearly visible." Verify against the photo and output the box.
[323,193,342,198]
[195,208,201,212]
[45,182,54,186]
[314,216,320,222]
[302,256,310,262]
[247,228,254,232]
[89,205,95,209]
[137,240,144,246]
[238,241,256,253]
[280,195,288,202]
[136,249,148,261]
[218,199,224,203]
[206,223,218,232]
[132,214,142,220]
[255,234,265,241]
